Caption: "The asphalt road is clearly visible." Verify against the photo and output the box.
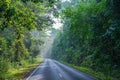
[25,59,97,80]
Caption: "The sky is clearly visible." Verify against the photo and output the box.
[41,0,71,57]
[52,0,70,29]
[62,0,70,2]
[46,0,71,35]
[52,18,63,30]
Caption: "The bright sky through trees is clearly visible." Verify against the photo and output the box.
[62,0,70,2]
[0,0,120,80]
[52,18,63,30]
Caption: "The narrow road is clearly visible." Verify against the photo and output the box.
[25,59,97,80]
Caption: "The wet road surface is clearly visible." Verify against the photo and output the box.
[25,59,97,80]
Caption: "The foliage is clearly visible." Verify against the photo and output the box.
[51,0,120,79]
[0,0,57,79]
[62,62,117,80]
[5,58,43,79]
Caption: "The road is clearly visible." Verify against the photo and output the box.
[25,59,97,80]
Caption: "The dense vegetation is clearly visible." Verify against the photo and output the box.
[1,0,120,79]
[51,0,120,79]
[0,0,57,79]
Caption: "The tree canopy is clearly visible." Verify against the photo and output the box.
[51,0,120,79]
[0,0,58,79]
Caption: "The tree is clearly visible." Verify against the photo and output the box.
[51,0,120,79]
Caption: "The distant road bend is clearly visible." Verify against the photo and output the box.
[25,59,97,80]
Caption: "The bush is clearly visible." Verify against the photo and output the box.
[0,58,9,79]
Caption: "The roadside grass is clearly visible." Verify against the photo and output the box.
[62,62,117,80]
[5,58,44,79]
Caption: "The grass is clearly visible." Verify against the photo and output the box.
[4,58,44,79]
[61,62,117,80]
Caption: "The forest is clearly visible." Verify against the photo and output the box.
[51,0,120,80]
[0,0,120,80]
[0,0,58,79]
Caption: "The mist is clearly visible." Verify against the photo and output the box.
[40,31,56,58]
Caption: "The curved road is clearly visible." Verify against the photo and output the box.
[25,59,97,80]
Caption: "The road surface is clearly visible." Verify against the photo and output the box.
[25,59,97,80]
